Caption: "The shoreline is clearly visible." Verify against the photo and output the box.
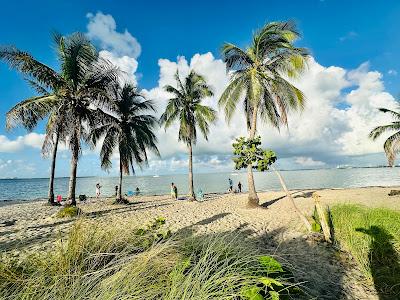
[1,183,400,206]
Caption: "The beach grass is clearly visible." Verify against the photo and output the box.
[0,216,300,300]
[331,204,400,298]
[56,205,82,218]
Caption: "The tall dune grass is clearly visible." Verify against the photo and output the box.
[331,204,400,298]
[0,217,299,299]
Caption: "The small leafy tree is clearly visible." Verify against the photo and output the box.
[232,136,312,231]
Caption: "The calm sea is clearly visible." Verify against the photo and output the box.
[0,167,399,201]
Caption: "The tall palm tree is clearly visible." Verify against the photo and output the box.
[369,107,400,166]
[1,40,66,205]
[1,33,118,206]
[219,21,309,207]
[160,70,217,200]
[91,83,159,202]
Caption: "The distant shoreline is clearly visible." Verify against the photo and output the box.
[0,165,398,181]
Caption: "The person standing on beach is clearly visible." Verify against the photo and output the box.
[115,185,118,197]
[228,178,233,192]
[171,183,175,199]
[96,183,102,198]
[238,182,242,193]
[173,184,178,199]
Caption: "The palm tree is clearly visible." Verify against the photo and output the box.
[1,33,118,206]
[369,107,400,166]
[91,83,159,202]
[219,21,309,207]
[1,41,66,205]
[160,70,217,200]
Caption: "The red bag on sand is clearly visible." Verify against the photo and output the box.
[57,195,62,203]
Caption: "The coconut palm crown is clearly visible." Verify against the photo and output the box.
[369,107,400,166]
[91,83,160,201]
[219,21,309,207]
[160,70,217,200]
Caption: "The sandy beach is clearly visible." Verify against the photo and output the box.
[1,186,399,299]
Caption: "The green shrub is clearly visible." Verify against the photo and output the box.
[331,204,400,298]
[0,217,301,300]
[56,205,82,218]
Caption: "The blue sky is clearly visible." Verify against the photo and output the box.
[1,0,400,178]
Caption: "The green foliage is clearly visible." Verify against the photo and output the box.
[0,218,302,300]
[331,205,400,298]
[311,206,322,233]
[232,136,277,171]
[56,205,82,218]
[160,70,217,145]
[369,107,400,166]
[240,255,300,300]
[91,83,159,176]
[219,21,309,129]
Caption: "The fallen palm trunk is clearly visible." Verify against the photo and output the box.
[271,165,312,232]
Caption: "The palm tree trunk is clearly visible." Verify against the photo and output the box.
[67,146,79,206]
[271,165,312,232]
[247,106,259,207]
[48,132,59,205]
[118,156,123,202]
[188,142,195,201]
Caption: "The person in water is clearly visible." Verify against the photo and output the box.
[96,183,102,198]
[238,182,242,193]
[135,187,140,196]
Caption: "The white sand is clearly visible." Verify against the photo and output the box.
[1,186,399,299]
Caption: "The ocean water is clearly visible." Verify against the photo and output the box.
[0,167,399,201]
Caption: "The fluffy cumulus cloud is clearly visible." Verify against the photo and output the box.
[0,133,45,152]
[86,12,140,85]
[144,53,398,171]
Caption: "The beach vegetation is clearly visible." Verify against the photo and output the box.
[56,205,82,218]
[369,107,400,166]
[331,204,400,298]
[219,21,309,207]
[90,83,159,202]
[0,217,301,299]
[232,136,312,230]
[160,70,217,200]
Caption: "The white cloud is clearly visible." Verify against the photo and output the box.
[295,157,326,167]
[86,12,140,58]
[388,69,397,76]
[144,54,398,169]
[86,12,140,85]
[0,133,45,153]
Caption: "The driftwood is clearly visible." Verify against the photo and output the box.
[271,166,312,232]
[312,193,332,243]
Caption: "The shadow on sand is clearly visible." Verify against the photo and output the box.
[176,213,346,299]
[356,226,400,299]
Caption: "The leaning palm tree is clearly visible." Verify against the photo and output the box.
[219,21,309,207]
[1,40,66,205]
[160,70,217,200]
[369,107,400,166]
[1,33,118,205]
[91,83,159,202]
